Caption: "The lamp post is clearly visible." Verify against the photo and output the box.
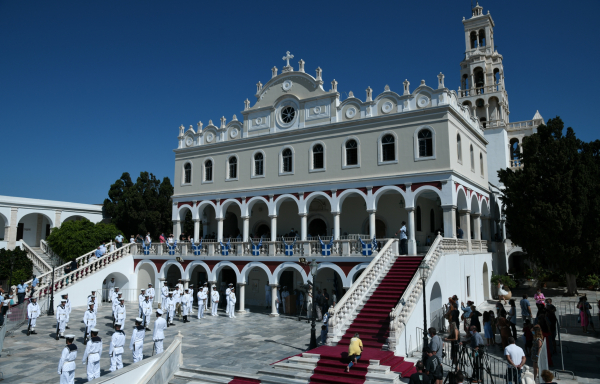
[309,259,318,350]
[46,248,62,316]
[419,261,430,362]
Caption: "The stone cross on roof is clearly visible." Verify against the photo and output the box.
[282,51,294,67]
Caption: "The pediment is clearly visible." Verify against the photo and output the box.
[251,72,329,110]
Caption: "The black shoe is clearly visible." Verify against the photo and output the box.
[32,331,37,334]
[66,326,70,329]
[171,323,176,326]
[145,328,150,331]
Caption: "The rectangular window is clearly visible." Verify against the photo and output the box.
[229,163,237,179]
[206,167,212,181]
[255,159,263,175]
[283,157,292,172]
[346,148,358,165]
[382,143,395,161]
[313,152,324,169]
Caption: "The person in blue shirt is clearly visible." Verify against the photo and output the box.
[457,225,464,239]
[17,280,28,304]
[31,275,39,296]
[95,246,103,259]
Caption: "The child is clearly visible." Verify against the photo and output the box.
[321,325,327,345]
[483,311,493,346]
[523,319,533,356]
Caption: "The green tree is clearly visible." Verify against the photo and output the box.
[0,248,34,285]
[46,220,121,261]
[498,117,600,295]
[103,172,173,239]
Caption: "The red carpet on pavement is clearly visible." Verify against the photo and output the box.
[307,256,423,384]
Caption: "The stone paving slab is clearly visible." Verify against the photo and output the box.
[0,303,311,383]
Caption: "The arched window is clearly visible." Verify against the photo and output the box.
[184,163,191,184]
[382,134,395,161]
[470,145,475,171]
[457,134,462,162]
[480,153,484,176]
[204,160,213,182]
[282,148,293,173]
[418,129,433,157]
[430,209,435,233]
[470,31,477,49]
[416,206,422,232]
[254,153,264,176]
[228,156,237,179]
[346,139,358,165]
[478,29,486,47]
[313,144,324,169]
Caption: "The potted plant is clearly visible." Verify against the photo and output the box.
[584,274,599,290]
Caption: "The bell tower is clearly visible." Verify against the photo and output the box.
[458,2,509,128]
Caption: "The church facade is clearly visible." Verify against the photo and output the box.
[130,4,539,311]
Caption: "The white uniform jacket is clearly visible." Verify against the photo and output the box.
[110,330,126,356]
[58,344,78,374]
[27,302,41,319]
[153,317,167,341]
[130,325,145,350]
[82,337,103,363]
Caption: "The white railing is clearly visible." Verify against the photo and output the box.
[458,84,503,98]
[507,119,541,129]
[133,238,393,258]
[20,241,52,275]
[388,235,445,350]
[30,242,129,301]
[40,239,63,265]
[510,159,523,169]
[326,238,398,345]
[24,241,115,289]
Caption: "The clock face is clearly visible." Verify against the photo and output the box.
[282,80,293,91]
[185,137,193,147]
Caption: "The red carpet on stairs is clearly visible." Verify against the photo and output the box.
[229,377,261,384]
[307,256,423,384]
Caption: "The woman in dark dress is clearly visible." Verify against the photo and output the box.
[469,305,483,333]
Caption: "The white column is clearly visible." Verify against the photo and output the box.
[173,220,181,239]
[217,218,224,241]
[8,207,18,249]
[333,212,340,240]
[237,283,246,313]
[35,214,43,246]
[472,214,481,240]
[242,217,249,242]
[459,210,471,251]
[270,215,277,241]
[193,219,200,241]
[407,208,416,255]
[442,205,457,238]
[54,209,62,229]
[368,210,376,238]
[183,279,189,290]
[300,214,307,241]
[270,284,279,317]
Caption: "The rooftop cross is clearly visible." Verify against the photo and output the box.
[282,51,294,67]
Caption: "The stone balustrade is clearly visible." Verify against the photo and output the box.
[510,159,523,169]
[24,241,115,289]
[31,243,132,301]
[326,238,398,345]
[20,241,52,275]
[131,238,395,257]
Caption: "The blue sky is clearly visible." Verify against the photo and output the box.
[1,1,598,204]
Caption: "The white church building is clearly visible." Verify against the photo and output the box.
[20,5,541,380]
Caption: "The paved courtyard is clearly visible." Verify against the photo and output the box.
[0,302,312,384]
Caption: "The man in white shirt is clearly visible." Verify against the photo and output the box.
[228,288,237,318]
[153,309,167,354]
[109,323,126,372]
[83,304,97,343]
[182,288,192,323]
[115,233,124,248]
[504,337,526,384]
[138,289,146,317]
[394,221,408,255]
[166,292,176,326]
[211,285,220,316]
[145,232,152,246]
[107,278,115,303]
[130,318,145,363]
[225,283,233,315]
[197,286,207,319]
[102,279,108,302]
[161,282,169,310]
[58,335,77,384]
[82,328,102,381]
[146,283,155,308]
[142,294,153,330]
[27,297,41,335]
